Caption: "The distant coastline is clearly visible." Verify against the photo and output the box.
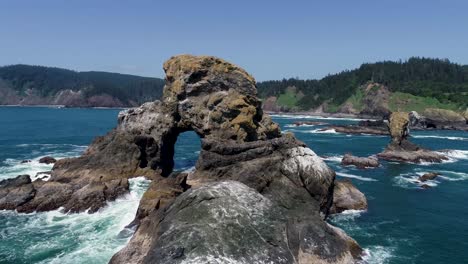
[0,104,128,110]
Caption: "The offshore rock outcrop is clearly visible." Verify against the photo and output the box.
[1,55,363,263]
[409,108,468,130]
[377,112,448,163]
[341,154,379,169]
[330,179,368,214]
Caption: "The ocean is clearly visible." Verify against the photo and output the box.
[1,106,467,264]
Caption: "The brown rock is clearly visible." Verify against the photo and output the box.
[378,112,448,163]
[341,153,380,169]
[38,156,56,164]
[293,121,328,126]
[419,172,440,182]
[330,179,368,214]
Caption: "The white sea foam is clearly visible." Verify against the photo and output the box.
[412,135,468,141]
[360,246,394,264]
[0,145,87,181]
[331,209,366,222]
[322,155,344,162]
[1,177,150,264]
[284,124,317,128]
[1,158,54,181]
[441,150,468,160]
[393,172,439,189]
[336,172,377,182]
[308,128,338,134]
[436,170,468,181]
[270,114,370,121]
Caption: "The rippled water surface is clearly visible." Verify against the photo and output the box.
[1,107,467,264]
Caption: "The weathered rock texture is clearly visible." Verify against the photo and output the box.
[330,179,368,214]
[1,55,363,263]
[341,154,379,169]
[409,109,468,130]
[378,112,448,163]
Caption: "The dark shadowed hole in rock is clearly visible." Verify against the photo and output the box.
[173,131,201,172]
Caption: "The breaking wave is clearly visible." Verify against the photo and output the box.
[336,172,377,182]
[0,177,150,264]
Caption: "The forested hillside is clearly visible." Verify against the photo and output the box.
[257,57,468,111]
[0,65,164,107]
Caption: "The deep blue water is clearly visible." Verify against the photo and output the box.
[1,107,467,263]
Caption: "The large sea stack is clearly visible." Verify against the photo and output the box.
[0,55,363,263]
[377,112,447,163]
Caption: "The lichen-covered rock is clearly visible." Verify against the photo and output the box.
[388,112,410,145]
[378,112,448,163]
[330,180,368,214]
[341,154,379,169]
[111,181,359,264]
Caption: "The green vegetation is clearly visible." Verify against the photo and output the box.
[388,92,459,112]
[345,88,365,111]
[257,57,468,111]
[276,88,302,108]
[0,64,165,105]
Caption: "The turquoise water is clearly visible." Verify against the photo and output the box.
[1,107,467,264]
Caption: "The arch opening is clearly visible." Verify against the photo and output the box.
[170,130,201,174]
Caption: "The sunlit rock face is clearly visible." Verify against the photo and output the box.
[378,112,448,163]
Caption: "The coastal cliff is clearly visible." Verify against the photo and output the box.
[0,65,164,107]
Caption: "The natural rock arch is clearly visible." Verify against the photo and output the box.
[1,55,363,263]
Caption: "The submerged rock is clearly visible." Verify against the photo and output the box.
[38,156,56,164]
[419,172,440,182]
[330,179,368,214]
[341,153,379,169]
[377,112,448,163]
[323,125,388,135]
[293,121,328,126]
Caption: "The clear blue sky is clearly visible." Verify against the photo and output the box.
[1,0,467,81]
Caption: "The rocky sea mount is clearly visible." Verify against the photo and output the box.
[377,112,448,163]
[0,55,366,263]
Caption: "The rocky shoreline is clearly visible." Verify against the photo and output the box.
[0,55,367,263]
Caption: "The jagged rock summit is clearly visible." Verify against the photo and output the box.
[378,112,448,163]
[1,55,363,263]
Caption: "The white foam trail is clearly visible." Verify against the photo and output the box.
[393,171,439,189]
[284,124,317,128]
[336,172,377,182]
[322,155,344,163]
[308,128,338,134]
[412,135,468,141]
[436,170,468,182]
[442,150,468,160]
[330,209,366,222]
[270,114,370,121]
[1,158,54,181]
[360,246,394,264]
[0,145,87,181]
